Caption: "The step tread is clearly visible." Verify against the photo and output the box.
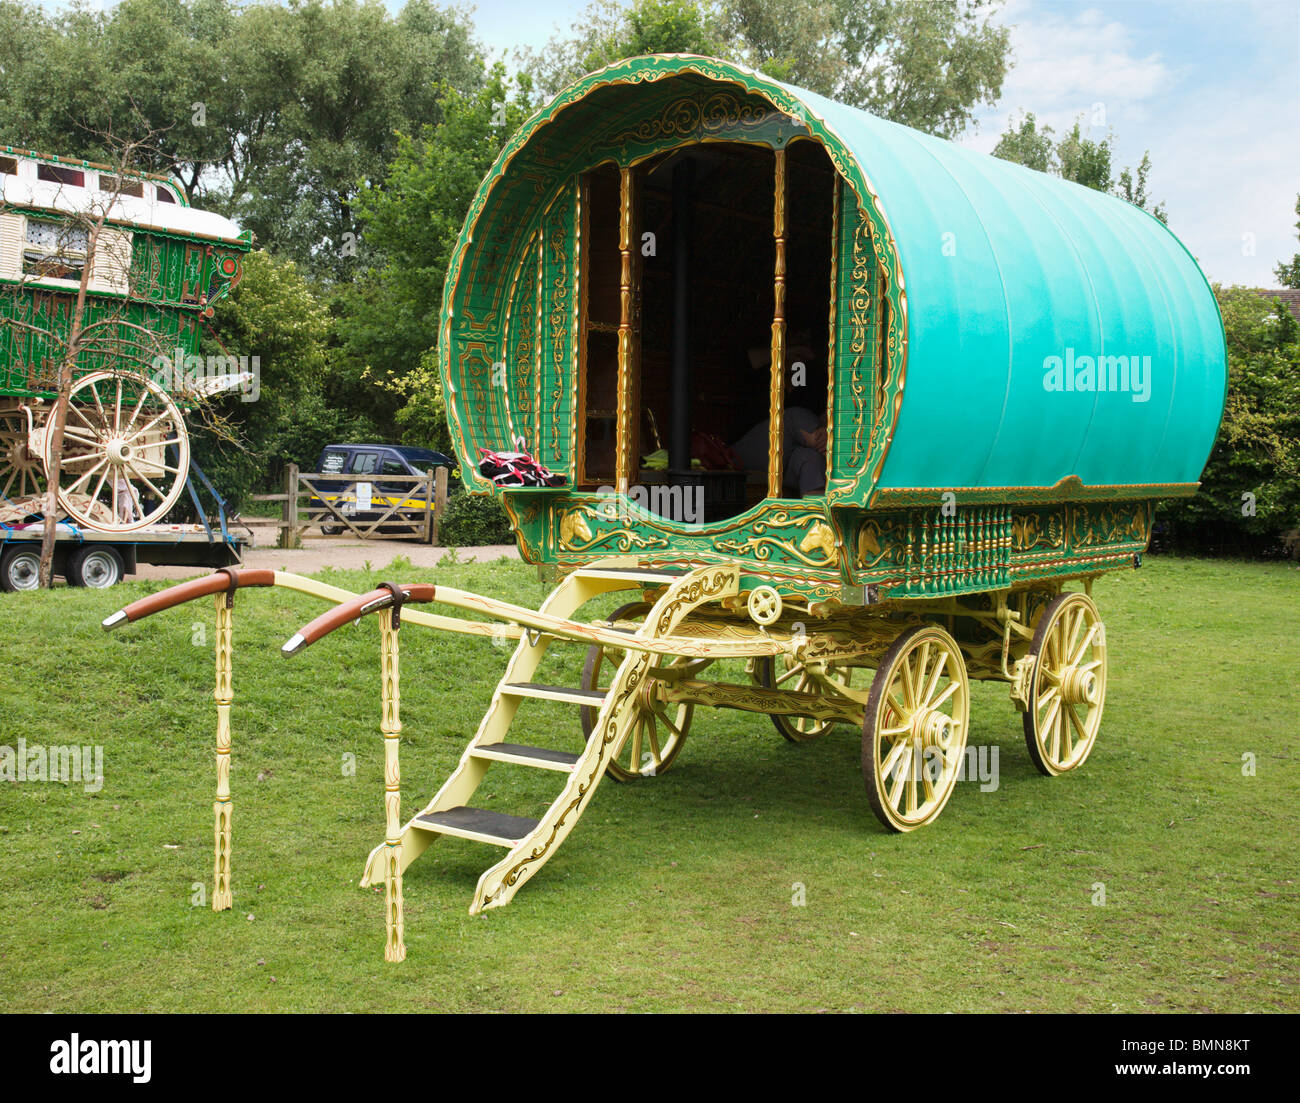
[471,741,580,766]
[503,681,606,703]
[414,806,540,842]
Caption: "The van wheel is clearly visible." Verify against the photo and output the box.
[0,547,42,592]
[69,546,124,588]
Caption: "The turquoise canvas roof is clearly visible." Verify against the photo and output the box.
[785,81,1226,494]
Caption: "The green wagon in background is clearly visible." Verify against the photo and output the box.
[1,147,251,531]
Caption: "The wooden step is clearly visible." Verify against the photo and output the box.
[412,806,540,847]
[502,682,606,706]
[471,742,580,771]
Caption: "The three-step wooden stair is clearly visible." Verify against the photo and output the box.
[360,560,738,913]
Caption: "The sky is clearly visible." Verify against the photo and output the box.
[35,0,1300,285]
[465,0,1300,287]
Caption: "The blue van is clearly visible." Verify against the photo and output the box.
[307,444,454,534]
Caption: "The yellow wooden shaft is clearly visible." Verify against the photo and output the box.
[769,147,787,500]
[212,594,233,912]
[379,617,406,963]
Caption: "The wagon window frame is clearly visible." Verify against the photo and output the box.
[21,215,90,285]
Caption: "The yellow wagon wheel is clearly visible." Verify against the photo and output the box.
[43,370,190,532]
[1022,592,1107,776]
[0,405,47,507]
[752,656,858,742]
[862,624,970,832]
[580,600,699,781]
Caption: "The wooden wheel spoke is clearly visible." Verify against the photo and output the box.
[65,458,108,493]
[774,663,804,688]
[627,718,643,772]
[1070,621,1099,666]
[929,680,960,710]
[89,467,111,512]
[68,404,98,431]
[881,737,911,779]
[920,650,948,707]
[124,409,170,444]
[921,755,937,804]
[645,712,661,762]
[123,463,169,504]
[887,750,911,811]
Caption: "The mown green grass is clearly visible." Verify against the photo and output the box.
[0,555,1296,1012]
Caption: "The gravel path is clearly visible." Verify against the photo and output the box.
[133,519,519,580]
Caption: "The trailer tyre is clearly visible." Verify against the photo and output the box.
[1,547,42,592]
[68,545,124,589]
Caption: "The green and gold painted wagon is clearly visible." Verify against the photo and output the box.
[104,56,1226,960]
[1,147,251,530]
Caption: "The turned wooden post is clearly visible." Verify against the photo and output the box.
[768,147,787,500]
[212,591,234,911]
[378,612,406,962]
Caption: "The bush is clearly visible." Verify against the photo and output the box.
[439,487,516,546]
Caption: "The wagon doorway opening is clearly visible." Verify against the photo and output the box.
[576,140,836,522]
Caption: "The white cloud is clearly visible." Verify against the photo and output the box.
[963,1,1300,285]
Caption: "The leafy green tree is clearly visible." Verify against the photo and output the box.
[993,112,1167,222]
[523,0,726,94]
[193,249,365,506]
[0,0,485,281]
[1156,288,1300,552]
[330,67,535,437]
[1274,195,1300,289]
[526,0,1010,139]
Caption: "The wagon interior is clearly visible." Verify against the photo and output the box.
[577,139,837,519]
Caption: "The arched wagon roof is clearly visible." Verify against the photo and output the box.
[441,55,1225,503]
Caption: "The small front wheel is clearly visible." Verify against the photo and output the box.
[1022,592,1107,776]
[862,624,970,832]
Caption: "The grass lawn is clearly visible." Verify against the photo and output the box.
[0,554,1296,1012]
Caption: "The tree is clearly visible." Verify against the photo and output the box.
[522,0,726,96]
[0,0,486,282]
[525,0,1011,139]
[993,112,1167,222]
[1274,195,1300,289]
[330,67,535,437]
[1156,288,1300,553]
[192,249,351,507]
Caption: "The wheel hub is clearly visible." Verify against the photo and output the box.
[1061,666,1098,706]
[105,438,133,465]
[912,706,954,751]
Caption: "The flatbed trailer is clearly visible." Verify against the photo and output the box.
[1,519,244,590]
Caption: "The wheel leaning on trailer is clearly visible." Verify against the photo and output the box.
[36,369,191,532]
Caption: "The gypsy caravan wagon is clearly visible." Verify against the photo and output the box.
[103,56,1226,960]
[0,147,252,532]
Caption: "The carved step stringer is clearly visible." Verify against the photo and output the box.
[360,560,739,914]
